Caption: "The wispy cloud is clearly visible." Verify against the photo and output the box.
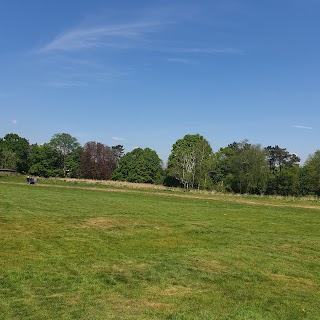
[37,21,171,53]
[112,136,125,141]
[12,119,17,125]
[292,125,312,130]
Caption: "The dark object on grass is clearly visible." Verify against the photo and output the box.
[27,176,37,185]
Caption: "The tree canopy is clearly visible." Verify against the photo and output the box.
[112,148,163,184]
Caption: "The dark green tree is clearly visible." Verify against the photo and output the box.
[212,141,268,194]
[0,133,30,172]
[112,148,163,184]
[303,150,320,195]
[29,144,63,177]
[0,148,17,170]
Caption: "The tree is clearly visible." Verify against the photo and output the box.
[112,148,163,184]
[112,145,125,167]
[0,148,17,170]
[303,150,320,195]
[167,134,213,189]
[212,141,269,194]
[238,144,269,194]
[0,133,30,172]
[265,145,300,173]
[265,145,301,195]
[28,144,63,177]
[49,133,81,176]
[80,141,117,180]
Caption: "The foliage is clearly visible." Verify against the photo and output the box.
[265,145,300,173]
[80,141,117,180]
[112,147,164,184]
[49,133,82,176]
[28,144,63,177]
[212,141,269,194]
[0,133,30,172]
[112,145,125,167]
[167,134,213,189]
[304,150,320,195]
[0,148,17,170]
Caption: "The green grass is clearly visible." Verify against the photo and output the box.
[0,179,320,319]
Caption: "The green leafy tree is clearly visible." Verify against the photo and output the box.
[211,141,268,194]
[303,150,320,195]
[49,133,81,176]
[265,145,301,195]
[0,148,17,170]
[29,144,63,177]
[167,134,212,189]
[238,144,269,194]
[0,133,30,172]
[112,148,163,184]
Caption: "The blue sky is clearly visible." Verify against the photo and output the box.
[0,0,319,162]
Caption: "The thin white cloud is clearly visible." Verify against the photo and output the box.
[292,125,312,130]
[112,136,125,141]
[37,21,171,53]
[12,119,17,125]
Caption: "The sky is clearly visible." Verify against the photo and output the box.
[0,0,319,163]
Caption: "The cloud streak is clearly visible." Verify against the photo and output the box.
[292,125,312,130]
[112,136,125,141]
[37,21,171,53]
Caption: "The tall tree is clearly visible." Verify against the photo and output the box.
[0,133,30,173]
[212,141,268,194]
[303,150,320,195]
[167,134,212,189]
[49,133,81,176]
[80,141,117,180]
[112,145,125,167]
[265,145,300,173]
[0,148,17,170]
[29,143,64,177]
[238,144,269,194]
[112,148,163,184]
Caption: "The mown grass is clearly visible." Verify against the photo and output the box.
[0,179,319,319]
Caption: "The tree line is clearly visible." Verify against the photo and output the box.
[1,132,320,196]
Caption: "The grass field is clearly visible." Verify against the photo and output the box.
[0,178,320,319]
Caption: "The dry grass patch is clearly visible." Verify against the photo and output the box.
[190,258,228,274]
[143,300,174,310]
[148,285,192,298]
[266,273,316,287]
